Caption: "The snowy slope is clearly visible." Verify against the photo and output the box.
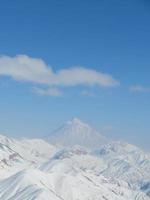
[0,134,57,165]
[93,141,150,189]
[0,134,58,180]
[0,167,148,200]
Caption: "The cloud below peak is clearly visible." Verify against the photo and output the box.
[0,55,120,89]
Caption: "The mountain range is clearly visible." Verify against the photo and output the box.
[0,118,149,200]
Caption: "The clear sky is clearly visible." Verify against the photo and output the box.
[0,0,150,151]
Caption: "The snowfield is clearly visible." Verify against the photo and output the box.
[0,118,149,200]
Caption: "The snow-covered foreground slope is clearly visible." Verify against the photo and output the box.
[0,167,148,200]
[0,118,149,200]
[0,134,58,180]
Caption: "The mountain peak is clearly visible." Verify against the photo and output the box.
[69,117,83,124]
[66,117,89,128]
[47,118,108,149]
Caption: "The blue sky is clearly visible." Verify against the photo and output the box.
[0,0,150,150]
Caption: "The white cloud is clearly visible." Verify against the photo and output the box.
[0,55,120,88]
[130,85,150,93]
[33,87,62,97]
[52,67,119,87]
[0,55,52,84]
[81,90,95,97]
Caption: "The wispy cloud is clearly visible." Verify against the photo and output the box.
[33,87,62,97]
[130,85,150,93]
[81,90,95,97]
[0,55,120,97]
[0,55,52,84]
[0,55,120,87]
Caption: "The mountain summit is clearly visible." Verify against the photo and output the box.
[47,118,108,148]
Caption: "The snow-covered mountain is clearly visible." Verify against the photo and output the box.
[47,118,108,148]
[0,118,149,200]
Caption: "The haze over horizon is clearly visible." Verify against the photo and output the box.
[0,0,150,151]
